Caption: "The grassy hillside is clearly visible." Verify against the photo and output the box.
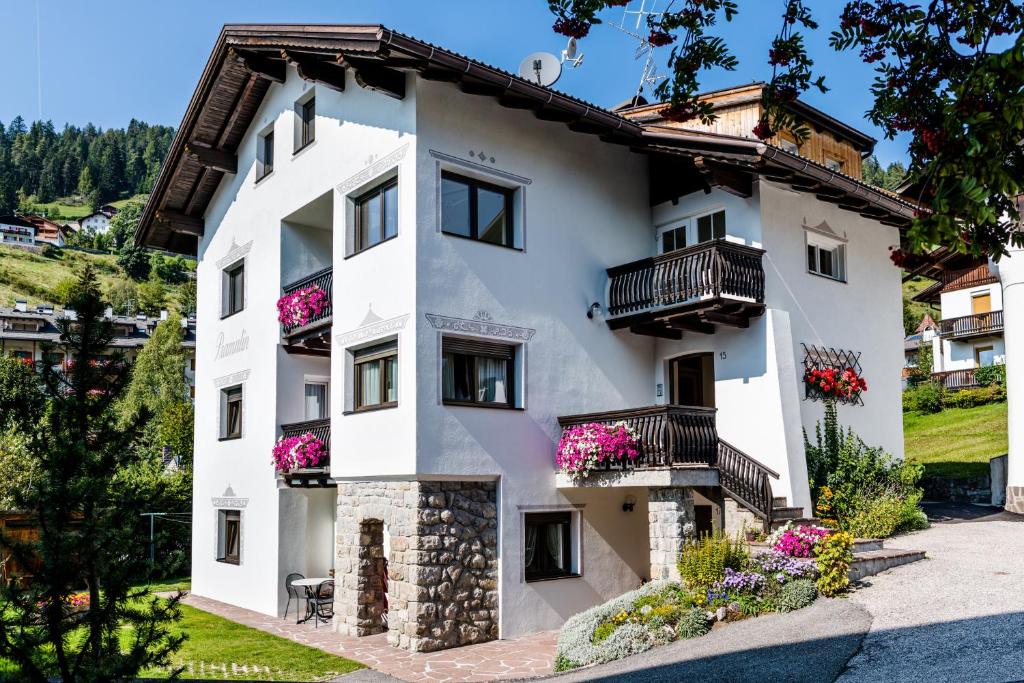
[904,402,1007,479]
[903,274,939,333]
[30,194,149,222]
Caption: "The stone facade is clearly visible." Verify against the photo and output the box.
[722,498,762,538]
[334,480,498,652]
[1006,485,1024,514]
[647,487,695,581]
[921,475,992,504]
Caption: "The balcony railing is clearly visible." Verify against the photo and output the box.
[281,267,333,335]
[931,369,978,391]
[557,405,719,469]
[938,310,1003,339]
[607,240,765,317]
[279,418,332,486]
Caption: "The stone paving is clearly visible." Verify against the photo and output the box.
[182,594,556,682]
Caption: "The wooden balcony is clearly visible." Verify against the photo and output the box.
[938,310,1003,340]
[606,240,766,339]
[278,418,333,488]
[281,267,332,356]
[931,369,978,391]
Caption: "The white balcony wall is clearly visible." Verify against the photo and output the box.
[939,282,1002,320]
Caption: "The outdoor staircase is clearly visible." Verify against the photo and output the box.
[751,533,926,581]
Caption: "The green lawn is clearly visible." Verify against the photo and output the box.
[904,401,1008,478]
[30,194,148,221]
[0,244,125,308]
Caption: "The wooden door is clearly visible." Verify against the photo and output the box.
[669,354,715,407]
[694,505,714,538]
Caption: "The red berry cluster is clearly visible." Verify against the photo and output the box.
[553,17,591,39]
[752,118,774,140]
[648,30,675,47]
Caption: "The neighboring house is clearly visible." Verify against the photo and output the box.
[79,206,118,234]
[0,216,37,247]
[0,301,196,397]
[903,313,939,382]
[20,214,71,247]
[135,25,914,653]
[907,252,1005,390]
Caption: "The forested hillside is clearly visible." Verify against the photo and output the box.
[0,117,174,216]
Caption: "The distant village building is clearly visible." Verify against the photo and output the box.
[0,302,197,398]
[903,314,939,382]
[20,215,72,247]
[0,216,37,247]
[79,205,119,234]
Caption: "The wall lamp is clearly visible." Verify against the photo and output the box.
[587,302,602,319]
[622,495,637,513]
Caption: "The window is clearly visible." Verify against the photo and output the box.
[658,209,726,254]
[441,172,516,248]
[779,137,799,154]
[355,179,398,252]
[221,261,244,317]
[217,510,241,564]
[295,96,315,151]
[524,512,575,581]
[807,234,846,282]
[11,350,32,361]
[824,156,843,172]
[304,381,329,420]
[975,345,995,367]
[221,385,243,439]
[257,129,274,180]
[353,340,398,410]
[442,337,515,408]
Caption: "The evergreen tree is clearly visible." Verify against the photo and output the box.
[119,312,189,422]
[117,244,152,281]
[0,267,184,681]
[108,200,143,251]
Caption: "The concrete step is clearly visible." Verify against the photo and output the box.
[769,516,820,530]
[848,548,926,582]
[772,506,805,520]
[851,538,884,553]
[772,496,789,507]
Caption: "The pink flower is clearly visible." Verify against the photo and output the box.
[556,422,639,477]
[277,285,329,328]
[272,433,328,472]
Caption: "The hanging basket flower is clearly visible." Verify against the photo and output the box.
[272,433,327,472]
[556,421,640,478]
[803,367,867,405]
[276,285,328,329]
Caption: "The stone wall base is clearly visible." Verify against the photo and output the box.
[647,487,695,581]
[334,480,498,652]
[723,498,762,537]
[1006,485,1024,514]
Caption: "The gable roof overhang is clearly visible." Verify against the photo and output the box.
[137,24,918,255]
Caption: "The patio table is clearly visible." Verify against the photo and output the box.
[291,577,333,624]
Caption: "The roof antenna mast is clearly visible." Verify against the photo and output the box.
[611,0,675,103]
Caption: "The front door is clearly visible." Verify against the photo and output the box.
[668,353,715,407]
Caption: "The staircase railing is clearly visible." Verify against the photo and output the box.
[716,440,780,524]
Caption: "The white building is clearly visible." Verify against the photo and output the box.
[0,216,36,247]
[909,253,1006,389]
[136,25,913,652]
[79,206,117,234]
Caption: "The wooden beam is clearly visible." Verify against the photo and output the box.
[701,311,750,328]
[665,317,716,335]
[229,48,286,83]
[281,50,347,92]
[693,157,753,198]
[342,57,406,99]
[157,210,204,237]
[629,323,682,340]
[185,142,237,174]
[533,106,577,123]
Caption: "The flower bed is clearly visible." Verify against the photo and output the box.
[556,529,832,672]
[272,433,327,472]
[555,421,639,478]
[276,285,329,329]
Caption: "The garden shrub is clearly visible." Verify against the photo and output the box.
[973,364,1006,387]
[778,579,818,612]
[677,532,748,596]
[844,487,928,538]
[902,381,945,414]
[675,607,710,639]
[592,621,615,644]
[941,384,1005,409]
[815,532,854,597]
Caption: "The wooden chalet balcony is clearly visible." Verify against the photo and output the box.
[931,369,978,391]
[281,267,332,356]
[938,311,1003,340]
[556,405,778,523]
[278,418,333,488]
[606,240,766,338]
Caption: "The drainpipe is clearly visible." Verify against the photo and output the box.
[993,238,1024,513]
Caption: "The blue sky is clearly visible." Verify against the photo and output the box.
[1,0,909,165]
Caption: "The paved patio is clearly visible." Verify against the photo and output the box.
[181,594,557,682]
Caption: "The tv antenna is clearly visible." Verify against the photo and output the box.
[610,0,676,101]
[561,37,584,68]
[518,51,562,87]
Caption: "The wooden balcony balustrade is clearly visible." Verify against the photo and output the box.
[938,310,1003,339]
[278,418,333,487]
[931,369,979,391]
[556,405,779,523]
[606,240,766,339]
[281,267,332,356]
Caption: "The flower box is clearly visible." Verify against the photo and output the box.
[272,433,328,473]
[803,366,867,405]
[556,421,639,478]
[277,285,329,330]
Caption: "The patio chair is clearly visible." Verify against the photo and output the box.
[312,579,334,627]
[283,572,305,622]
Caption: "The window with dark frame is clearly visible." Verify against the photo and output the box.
[441,337,515,408]
[296,96,315,151]
[222,261,244,317]
[524,512,574,581]
[257,129,274,180]
[696,210,726,243]
[441,172,516,248]
[217,509,241,565]
[355,179,398,252]
[807,239,846,282]
[222,385,242,439]
[353,340,398,410]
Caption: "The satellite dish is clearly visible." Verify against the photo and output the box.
[518,52,562,87]
[562,37,584,68]
[566,38,578,60]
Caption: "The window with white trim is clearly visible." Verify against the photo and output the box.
[217,509,241,564]
[806,232,847,282]
[304,380,329,420]
[658,209,726,254]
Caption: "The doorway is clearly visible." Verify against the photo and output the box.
[668,353,715,407]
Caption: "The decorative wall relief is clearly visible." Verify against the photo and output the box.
[211,484,249,508]
[215,330,250,360]
[336,143,409,195]
[425,313,536,341]
[213,369,251,388]
[215,238,254,269]
[335,309,410,346]
[428,149,533,186]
